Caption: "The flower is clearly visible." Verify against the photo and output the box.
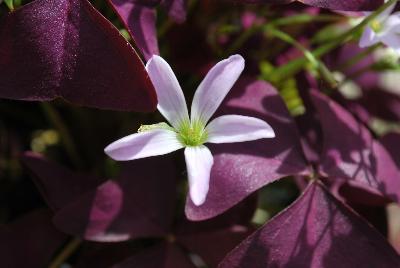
[104,55,275,206]
[359,2,400,54]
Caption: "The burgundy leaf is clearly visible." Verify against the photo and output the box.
[0,209,68,268]
[113,242,196,268]
[177,195,256,267]
[161,0,188,23]
[381,132,400,167]
[0,0,156,111]
[298,0,384,11]
[76,242,139,268]
[108,0,159,60]
[312,90,400,203]
[238,0,383,11]
[21,152,104,210]
[358,89,400,122]
[178,226,253,268]
[185,79,310,221]
[53,157,177,242]
[219,182,400,268]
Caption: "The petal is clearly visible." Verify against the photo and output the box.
[146,55,189,129]
[191,55,245,124]
[206,115,275,144]
[382,34,400,50]
[105,129,182,161]
[359,27,380,48]
[184,146,214,206]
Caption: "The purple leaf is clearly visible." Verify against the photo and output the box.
[185,79,310,221]
[53,157,177,242]
[21,152,105,210]
[237,0,384,11]
[358,89,400,122]
[108,0,187,60]
[381,132,400,167]
[311,90,400,203]
[161,0,188,23]
[177,195,256,267]
[178,226,253,267]
[0,209,68,268]
[219,182,400,267]
[113,242,196,268]
[108,0,159,60]
[76,243,139,268]
[298,0,384,11]
[0,0,156,111]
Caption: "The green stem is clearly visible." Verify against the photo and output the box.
[225,14,343,56]
[49,238,81,268]
[266,27,338,88]
[271,0,398,82]
[4,0,14,10]
[40,103,82,168]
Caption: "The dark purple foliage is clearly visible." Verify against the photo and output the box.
[311,90,400,203]
[22,153,254,267]
[238,0,384,11]
[108,0,188,60]
[0,209,67,268]
[220,182,400,268]
[0,0,157,111]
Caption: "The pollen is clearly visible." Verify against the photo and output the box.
[178,120,208,146]
[370,19,383,33]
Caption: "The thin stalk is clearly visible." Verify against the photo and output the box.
[225,14,343,56]
[266,27,338,88]
[49,238,81,268]
[271,0,398,82]
[40,103,82,168]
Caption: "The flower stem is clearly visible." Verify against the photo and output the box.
[40,103,82,168]
[271,0,398,82]
[225,14,342,56]
[266,27,338,88]
[49,238,81,268]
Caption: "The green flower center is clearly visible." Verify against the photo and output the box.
[370,19,383,33]
[178,120,208,146]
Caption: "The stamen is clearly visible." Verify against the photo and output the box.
[178,120,208,146]
[370,20,383,33]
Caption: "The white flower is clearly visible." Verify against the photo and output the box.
[104,55,275,206]
[360,2,400,54]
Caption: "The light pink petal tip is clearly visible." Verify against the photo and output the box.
[359,27,379,48]
[146,55,189,129]
[105,129,183,161]
[184,146,214,206]
[206,115,275,144]
[191,55,245,124]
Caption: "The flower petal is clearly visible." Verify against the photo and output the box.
[146,55,189,128]
[359,27,380,48]
[206,115,275,144]
[105,129,182,161]
[184,146,214,206]
[190,55,245,124]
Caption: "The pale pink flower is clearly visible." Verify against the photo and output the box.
[360,2,400,53]
[105,55,275,206]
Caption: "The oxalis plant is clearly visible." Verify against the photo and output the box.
[1,0,400,267]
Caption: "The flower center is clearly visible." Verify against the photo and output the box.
[370,19,383,33]
[178,120,208,146]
